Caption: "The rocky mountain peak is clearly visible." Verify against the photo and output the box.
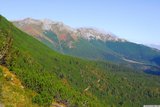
[13,18,127,42]
[22,18,41,25]
[76,27,127,42]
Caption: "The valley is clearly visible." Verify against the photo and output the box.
[1,0,160,106]
[13,18,160,74]
[0,15,160,107]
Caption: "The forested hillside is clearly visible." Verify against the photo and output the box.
[13,18,160,71]
[0,15,160,107]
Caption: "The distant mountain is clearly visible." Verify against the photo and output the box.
[13,18,126,42]
[13,18,160,71]
[148,44,160,50]
[1,15,160,107]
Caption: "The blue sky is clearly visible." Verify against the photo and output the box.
[0,0,160,45]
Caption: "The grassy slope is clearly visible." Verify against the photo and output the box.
[37,29,160,67]
[106,41,160,64]
[42,31,122,62]
[0,65,39,107]
[0,15,160,107]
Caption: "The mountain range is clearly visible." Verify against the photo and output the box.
[13,18,160,72]
[148,44,160,50]
[0,15,160,107]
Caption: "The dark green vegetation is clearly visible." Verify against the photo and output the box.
[0,15,160,107]
[35,28,160,65]
[13,19,160,73]
[105,41,160,64]
[38,29,160,71]
[0,68,2,102]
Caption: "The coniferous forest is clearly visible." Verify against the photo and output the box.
[0,15,160,107]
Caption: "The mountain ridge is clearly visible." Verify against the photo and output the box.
[13,18,127,42]
[147,44,160,50]
[1,15,160,107]
[13,18,160,72]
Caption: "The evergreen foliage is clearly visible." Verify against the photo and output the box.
[0,15,160,107]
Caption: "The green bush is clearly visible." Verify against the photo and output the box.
[0,15,160,107]
[0,68,2,77]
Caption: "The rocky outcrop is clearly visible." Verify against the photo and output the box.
[13,18,127,42]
